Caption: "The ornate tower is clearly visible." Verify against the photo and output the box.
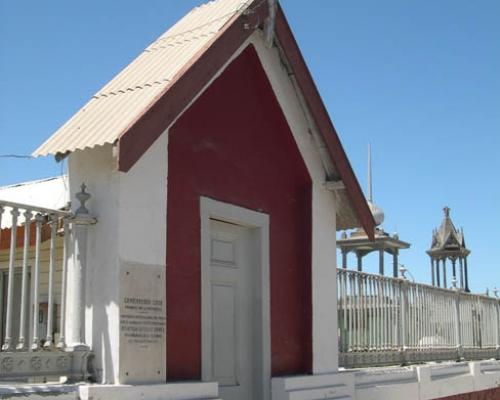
[427,207,470,292]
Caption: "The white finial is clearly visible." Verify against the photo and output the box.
[75,183,91,215]
[368,143,373,203]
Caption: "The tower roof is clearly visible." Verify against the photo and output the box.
[427,207,470,258]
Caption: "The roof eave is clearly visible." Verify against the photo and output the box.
[273,5,375,239]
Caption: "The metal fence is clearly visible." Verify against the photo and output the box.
[338,268,500,368]
[0,186,94,382]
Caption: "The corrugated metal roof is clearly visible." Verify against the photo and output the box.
[33,0,252,157]
[0,177,69,228]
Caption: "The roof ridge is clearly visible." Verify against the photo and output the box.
[153,9,242,45]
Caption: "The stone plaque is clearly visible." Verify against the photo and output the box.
[119,262,166,384]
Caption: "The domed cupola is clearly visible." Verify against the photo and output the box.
[337,145,410,277]
[368,201,384,226]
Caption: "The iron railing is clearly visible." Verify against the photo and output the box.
[338,268,500,368]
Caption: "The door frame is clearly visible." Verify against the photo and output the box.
[200,196,271,400]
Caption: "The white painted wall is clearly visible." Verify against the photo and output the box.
[118,132,168,267]
[68,144,120,384]
[67,130,168,384]
[65,31,340,385]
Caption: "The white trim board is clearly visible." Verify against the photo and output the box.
[200,196,271,400]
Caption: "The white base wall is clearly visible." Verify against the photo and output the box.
[79,382,219,400]
[271,360,500,400]
[272,373,355,400]
[3,361,500,400]
[0,382,219,400]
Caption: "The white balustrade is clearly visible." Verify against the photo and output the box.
[338,269,500,368]
[0,185,95,382]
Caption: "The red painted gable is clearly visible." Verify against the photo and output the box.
[117,1,375,239]
[166,45,312,380]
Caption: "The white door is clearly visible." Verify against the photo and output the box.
[209,219,256,400]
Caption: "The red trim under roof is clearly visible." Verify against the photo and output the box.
[117,1,375,238]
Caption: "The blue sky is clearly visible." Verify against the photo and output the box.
[1,1,499,293]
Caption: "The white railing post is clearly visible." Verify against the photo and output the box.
[43,214,58,349]
[16,209,33,350]
[2,207,19,351]
[57,218,70,349]
[69,184,96,349]
[452,278,463,360]
[399,270,409,363]
[494,288,500,359]
[31,213,45,350]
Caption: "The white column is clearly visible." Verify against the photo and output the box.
[69,184,97,349]
[311,185,338,373]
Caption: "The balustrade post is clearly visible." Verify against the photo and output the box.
[453,279,463,360]
[43,214,57,349]
[57,218,70,349]
[31,213,45,350]
[399,274,409,364]
[494,288,500,359]
[16,209,33,350]
[69,184,97,349]
[2,208,19,351]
